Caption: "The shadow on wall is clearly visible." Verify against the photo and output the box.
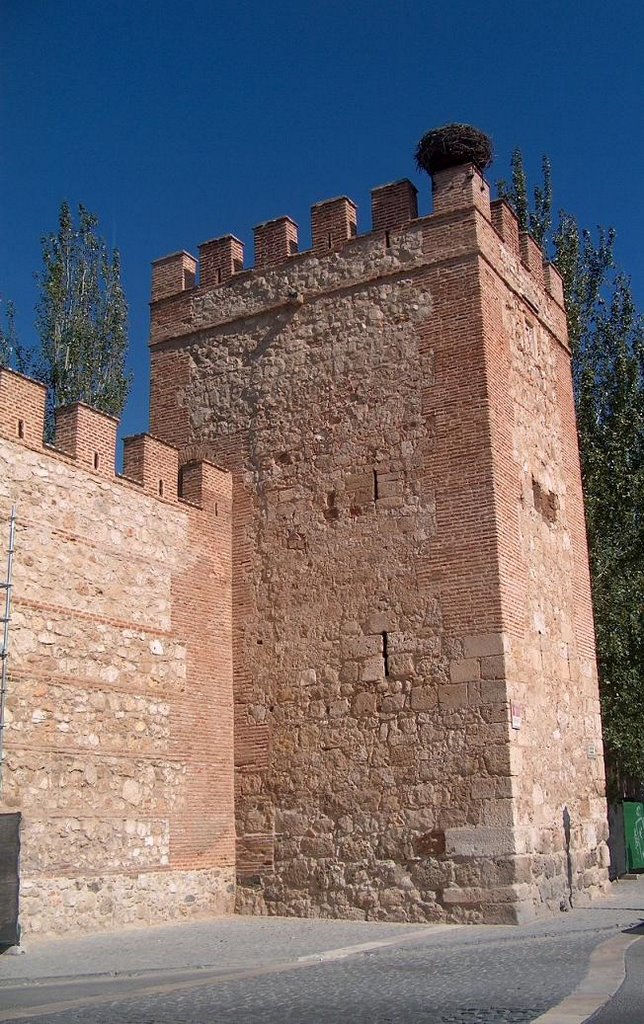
[562,805,573,909]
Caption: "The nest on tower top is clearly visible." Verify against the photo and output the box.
[415,124,493,175]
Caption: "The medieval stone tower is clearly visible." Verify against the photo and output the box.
[147,136,609,924]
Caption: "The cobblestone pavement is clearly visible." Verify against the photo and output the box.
[0,881,642,1024]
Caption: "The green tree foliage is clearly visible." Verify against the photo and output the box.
[498,151,644,786]
[35,202,130,429]
[0,298,41,378]
[498,152,552,248]
[0,299,17,368]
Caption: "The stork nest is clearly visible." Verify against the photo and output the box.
[415,124,493,175]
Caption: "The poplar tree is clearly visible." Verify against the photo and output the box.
[0,299,35,377]
[0,299,17,369]
[498,153,644,788]
[36,202,131,430]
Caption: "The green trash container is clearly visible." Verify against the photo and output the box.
[623,801,644,872]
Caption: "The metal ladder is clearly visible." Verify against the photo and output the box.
[0,506,17,797]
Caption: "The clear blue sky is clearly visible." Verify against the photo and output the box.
[2,0,642,438]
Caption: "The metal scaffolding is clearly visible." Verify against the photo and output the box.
[0,506,17,797]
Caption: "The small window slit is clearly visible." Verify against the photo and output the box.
[382,631,390,677]
[93,452,100,470]
[17,419,25,439]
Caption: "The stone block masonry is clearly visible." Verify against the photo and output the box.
[0,137,610,936]
[0,368,235,936]
[148,157,609,924]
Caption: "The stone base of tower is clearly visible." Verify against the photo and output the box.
[235,820,610,925]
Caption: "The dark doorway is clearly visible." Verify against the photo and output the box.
[0,812,21,947]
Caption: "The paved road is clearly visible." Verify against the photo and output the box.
[0,882,642,1024]
[587,934,644,1024]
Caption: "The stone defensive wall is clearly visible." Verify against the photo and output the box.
[148,170,568,447]
[148,160,609,924]
[0,368,235,936]
[148,171,565,343]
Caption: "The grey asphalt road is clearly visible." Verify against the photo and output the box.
[0,882,642,1024]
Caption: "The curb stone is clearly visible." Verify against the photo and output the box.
[530,928,643,1024]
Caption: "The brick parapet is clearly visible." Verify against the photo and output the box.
[0,367,226,517]
[474,213,569,349]
[149,218,564,354]
[311,196,357,254]
[519,231,546,289]
[432,163,492,218]
[123,433,180,501]
[149,211,486,351]
[490,199,520,256]
[149,224,426,345]
[254,217,299,269]
[0,372,235,935]
[0,367,46,449]
[55,403,118,477]
[199,235,244,287]
[371,179,418,233]
[151,251,197,302]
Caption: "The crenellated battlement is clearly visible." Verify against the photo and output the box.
[55,402,118,476]
[149,164,565,327]
[0,366,228,515]
[0,365,47,448]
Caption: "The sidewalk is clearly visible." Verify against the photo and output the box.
[1,877,642,984]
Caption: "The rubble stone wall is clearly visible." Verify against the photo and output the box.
[0,370,235,936]
[148,165,608,923]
